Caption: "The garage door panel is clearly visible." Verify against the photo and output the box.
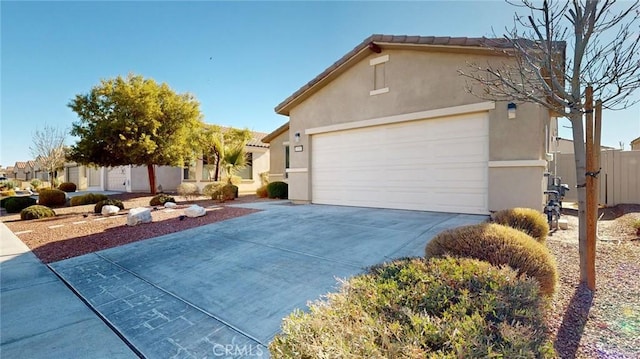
[312,112,489,214]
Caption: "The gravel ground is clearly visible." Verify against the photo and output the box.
[546,206,640,358]
[1,193,271,263]
[2,195,639,357]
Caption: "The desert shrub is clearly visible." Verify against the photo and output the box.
[266,181,288,199]
[149,194,176,206]
[425,223,558,296]
[0,179,19,190]
[1,190,16,197]
[222,184,238,200]
[30,179,42,190]
[256,185,268,198]
[38,189,67,207]
[177,183,200,201]
[492,207,550,243]
[70,193,109,206]
[20,205,56,220]
[3,197,37,213]
[270,257,554,358]
[57,182,77,192]
[202,182,224,198]
[94,199,124,213]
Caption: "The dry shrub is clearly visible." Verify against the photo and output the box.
[492,207,549,243]
[38,189,67,207]
[425,223,558,296]
[20,205,56,220]
[270,257,554,358]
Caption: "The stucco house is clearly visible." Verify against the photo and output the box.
[264,34,561,214]
[183,130,270,194]
[631,137,640,150]
[12,162,29,181]
[61,129,270,194]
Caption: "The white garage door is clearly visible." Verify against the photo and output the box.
[311,112,489,214]
[106,167,127,191]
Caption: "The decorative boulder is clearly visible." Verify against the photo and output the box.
[184,205,206,218]
[164,202,177,209]
[101,205,120,216]
[127,207,152,226]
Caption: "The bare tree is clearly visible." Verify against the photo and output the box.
[29,124,68,183]
[460,0,640,288]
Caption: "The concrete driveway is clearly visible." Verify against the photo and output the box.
[50,202,485,358]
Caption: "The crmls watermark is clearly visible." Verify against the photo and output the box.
[212,343,265,357]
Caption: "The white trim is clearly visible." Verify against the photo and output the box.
[488,160,548,168]
[369,87,389,96]
[285,168,308,173]
[282,141,290,146]
[369,54,389,66]
[306,101,495,135]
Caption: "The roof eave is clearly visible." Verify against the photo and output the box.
[262,122,290,143]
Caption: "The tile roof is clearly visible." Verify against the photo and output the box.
[274,34,565,115]
[14,161,26,169]
[27,160,36,168]
[216,126,270,148]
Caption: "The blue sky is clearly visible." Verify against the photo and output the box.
[1,1,638,167]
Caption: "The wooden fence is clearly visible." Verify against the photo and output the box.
[553,150,640,206]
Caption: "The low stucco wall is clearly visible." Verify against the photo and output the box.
[488,165,546,212]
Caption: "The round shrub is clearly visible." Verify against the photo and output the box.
[270,257,554,358]
[492,207,550,243]
[57,182,77,192]
[20,205,56,220]
[266,181,288,199]
[425,223,558,296]
[149,194,176,206]
[94,199,124,213]
[256,185,268,198]
[222,184,238,200]
[70,193,109,206]
[38,189,67,207]
[4,197,37,213]
[177,183,200,200]
[202,182,223,199]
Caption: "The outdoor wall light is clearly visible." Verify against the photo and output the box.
[507,102,517,119]
[294,132,301,143]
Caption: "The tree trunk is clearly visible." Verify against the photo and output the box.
[570,111,590,288]
[147,164,157,195]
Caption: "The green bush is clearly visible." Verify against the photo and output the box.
[492,207,550,243]
[38,189,67,207]
[30,179,42,190]
[3,197,37,213]
[425,223,558,296]
[256,185,268,198]
[270,257,554,358]
[149,194,176,206]
[57,182,77,192]
[0,179,19,190]
[94,199,124,213]
[70,193,109,206]
[177,183,200,201]
[20,205,56,220]
[266,181,288,199]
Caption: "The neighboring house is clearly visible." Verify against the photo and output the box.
[631,137,640,150]
[62,162,181,193]
[13,162,29,181]
[552,136,616,154]
[266,34,560,214]
[183,130,270,194]
[59,129,269,194]
[261,122,289,183]
[5,166,15,179]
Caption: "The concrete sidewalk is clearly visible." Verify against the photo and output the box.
[49,202,486,358]
[0,223,138,358]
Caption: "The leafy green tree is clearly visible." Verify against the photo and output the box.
[68,74,203,194]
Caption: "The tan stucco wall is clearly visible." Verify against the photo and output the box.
[266,130,289,184]
[131,165,182,193]
[488,166,547,211]
[282,47,548,210]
